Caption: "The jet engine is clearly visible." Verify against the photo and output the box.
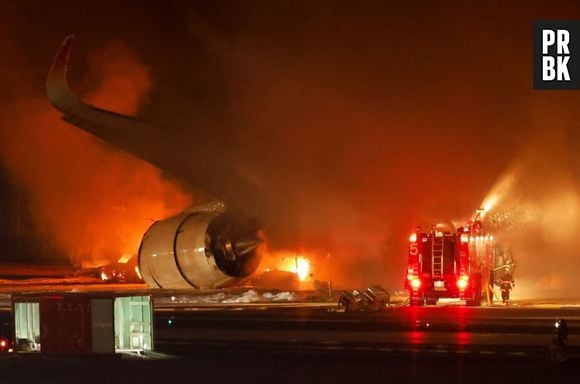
[138,203,262,289]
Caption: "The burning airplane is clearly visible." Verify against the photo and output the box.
[47,37,263,289]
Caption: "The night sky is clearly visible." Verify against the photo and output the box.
[0,1,578,293]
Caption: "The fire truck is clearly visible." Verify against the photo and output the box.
[404,211,497,306]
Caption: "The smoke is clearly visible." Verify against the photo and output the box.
[482,127,580,298]
[182,3,580,291]
[1,2,580,295]
[183,7,510,290]
[0,38,192,266]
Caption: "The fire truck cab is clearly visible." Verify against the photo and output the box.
[404,217,495,306]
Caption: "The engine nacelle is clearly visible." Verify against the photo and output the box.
[138,203,262,289]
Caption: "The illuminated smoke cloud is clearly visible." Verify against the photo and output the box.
[1,3,580,294]
[0,40,192,267]
[482,129,580,298]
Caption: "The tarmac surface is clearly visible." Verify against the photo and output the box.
[154,304,580,356]
[0,283,579,383]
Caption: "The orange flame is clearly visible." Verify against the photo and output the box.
[276,255,311,282]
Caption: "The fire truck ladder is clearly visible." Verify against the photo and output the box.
[432,237,444,277]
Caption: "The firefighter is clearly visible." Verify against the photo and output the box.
[497,277,514,304]
[495,261,516,304]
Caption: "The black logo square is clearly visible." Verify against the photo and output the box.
[534,20,580,90]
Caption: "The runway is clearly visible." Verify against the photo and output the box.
[2,304,580,384]
[0,283,579,383]
[154,305,580,357]
[148,304,580,382]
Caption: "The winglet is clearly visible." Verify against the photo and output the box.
[47,35,81,111]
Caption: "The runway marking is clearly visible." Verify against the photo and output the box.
[207,342,229,346]
[322,346,346,351]
[353,346,372,351]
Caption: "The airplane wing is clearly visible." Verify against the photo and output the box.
[46,36,263,217]
[46,36,158,147]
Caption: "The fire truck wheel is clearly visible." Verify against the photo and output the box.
[465,296,482,306]
[410,297,424,306]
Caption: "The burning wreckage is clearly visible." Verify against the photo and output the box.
[46,37,517,305]
[47,37,263,289]
[46,36,375,295]
[338,285,391,312]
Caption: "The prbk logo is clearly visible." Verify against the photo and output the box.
[534,21,580,90]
